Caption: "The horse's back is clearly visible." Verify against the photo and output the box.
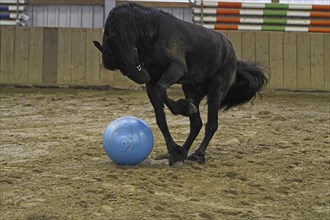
[157,14,236,81]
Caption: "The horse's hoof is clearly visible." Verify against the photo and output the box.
[186,102,198,116]
[169,154,185,167]
[176,99,198,117]
[168,150,187,167]
[187,153,205,164]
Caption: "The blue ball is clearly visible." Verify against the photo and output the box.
[103,116,154,165]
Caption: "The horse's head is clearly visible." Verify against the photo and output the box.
[119,47,150,84]
[93,40,150,85]
[93,3,157,85]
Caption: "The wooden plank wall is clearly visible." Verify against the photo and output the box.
[0,26,329,91]
[222,30,330,91]
[0,26,137,89]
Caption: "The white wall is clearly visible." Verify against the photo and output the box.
[25,0,193,28]
[26,5,105,28]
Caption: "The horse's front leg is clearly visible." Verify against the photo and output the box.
[146,81,185,166]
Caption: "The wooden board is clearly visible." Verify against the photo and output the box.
[0,27,15,84]
[324,34,330,91]
[57,28,72,84]
[14,27,30,84]
[29,27,44,84]
[269,32,283,89]
[227,31,242,60]
[256,32,270,87]
[0,27,1,83]
[242,32,256,62]
[71,28,86,84]
[283,32,297,89]
[42,28,58,84]
[85,28,101,85]
[311,34,325,90]
[297,33,311,89]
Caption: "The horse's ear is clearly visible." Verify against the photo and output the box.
[93,41,103,52]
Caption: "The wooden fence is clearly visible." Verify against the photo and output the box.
[0,26,329,91]
[0,26,138,89]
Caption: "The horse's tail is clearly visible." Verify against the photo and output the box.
[220,60,268,111]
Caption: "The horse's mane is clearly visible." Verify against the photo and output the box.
[104,3,164,64]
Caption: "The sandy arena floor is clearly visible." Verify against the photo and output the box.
[0,88,329,219]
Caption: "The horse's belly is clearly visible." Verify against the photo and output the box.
[182,57,219,83]
[178,69,213,84]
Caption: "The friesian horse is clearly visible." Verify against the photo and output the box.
[94,3,268,166]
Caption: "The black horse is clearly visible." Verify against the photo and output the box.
[94,3,268,166]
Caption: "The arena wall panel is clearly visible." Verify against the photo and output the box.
[0,26,329,91]
[28,27,43,84]
[269,32,284,88]
[42,28,58,84]
[325,34,330,90]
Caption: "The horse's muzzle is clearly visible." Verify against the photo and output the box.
[134,69,150,84]
[125,68,150,84]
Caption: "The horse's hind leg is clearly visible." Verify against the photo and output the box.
[181,84,206,157]
[188,69,236,164]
